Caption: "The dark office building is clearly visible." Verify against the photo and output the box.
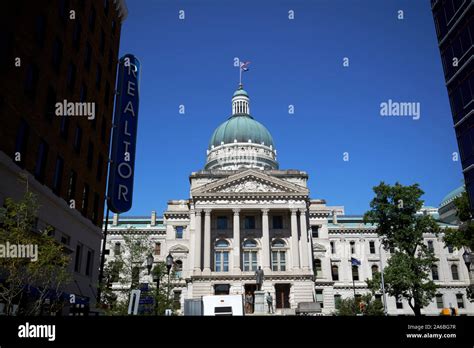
[431,0,474,212]
[0,0,127,310]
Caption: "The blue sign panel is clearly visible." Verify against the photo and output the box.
[107,54,140,213]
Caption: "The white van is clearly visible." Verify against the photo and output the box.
[202,295,244,316]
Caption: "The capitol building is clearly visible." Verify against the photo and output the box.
[104,84,473,315]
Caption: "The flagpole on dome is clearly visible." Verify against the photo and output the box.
[239,60,250,88]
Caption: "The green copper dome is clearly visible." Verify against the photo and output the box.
[233,88,249,97]
[209,114,274,149]
[439,185,465,207]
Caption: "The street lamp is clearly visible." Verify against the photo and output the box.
[146,253,154,275]
[166,253,174,302]
[463,250,471,270]
[152,266,161,315]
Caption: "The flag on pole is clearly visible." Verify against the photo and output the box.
[240,61,251,71]
[351,257,361,266]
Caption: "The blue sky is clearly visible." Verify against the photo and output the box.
[115,0,463,216]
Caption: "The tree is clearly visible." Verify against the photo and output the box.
[364,182,439,316]
[334,293,384,316]
[443,190,474,301]
[101,234,177,315]
[0,192,71,315]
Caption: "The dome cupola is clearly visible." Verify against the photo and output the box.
[205,85,278,171]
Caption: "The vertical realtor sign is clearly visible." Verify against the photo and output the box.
[107,54,141,213]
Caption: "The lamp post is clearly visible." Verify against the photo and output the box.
[152,266,161,315]
[146,254,154,275]
[463,249,473,295]
[166,253,174,303]
[379,243,388,316]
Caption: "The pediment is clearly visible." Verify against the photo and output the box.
[192,169,308,196]
[169,244,189,253]
[314,243,326,252]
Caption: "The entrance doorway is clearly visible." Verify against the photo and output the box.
[244,284,257,313]
[275,284,290,309]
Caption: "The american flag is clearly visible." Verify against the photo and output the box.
[240,61,251,71]
[351,257,361,266]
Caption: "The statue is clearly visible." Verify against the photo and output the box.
[255,266,264,291]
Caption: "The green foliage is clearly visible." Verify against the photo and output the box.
[363,182,439,316]
[334,293,384,316]
[0,192,71,315]
[444,190,474,252]
[101,235,177,315]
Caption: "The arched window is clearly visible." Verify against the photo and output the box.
[314,259,322,278]
[271,239,286,271]
[352,265,359,281]
[432,265,439,280]
[331,264,339,281]
[214,239,229,272]
[174,260,183,278]
[451,264,459,280]
[371,265,379,276]
[243,239,258,271]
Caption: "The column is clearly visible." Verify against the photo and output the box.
[290,208,300,270]
[203,209,212,274]
[233,208,241,273]
[299,209,310,270]
[194,209,202,273]
[261,209,271,272]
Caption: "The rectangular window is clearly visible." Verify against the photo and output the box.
[215,251,229,272]
[243,251,258,271]
[436,294,444,309]
[92,193,99,224]
[14,119,29,167]
[52,38,63,72]
[330,241,336,254]
[217,216,227,230]
[52,156,64,195]
[74,243,83,273]
[60,117,69,139]
[154,242,161,255]
[67,170,77,202]
[396,297,403,309]
[81,184,89,215]
[73,126,82,153]
[427,240,434,252]
[334,294,342,310]
[311,226,319,238]
[131,267,139,287]
[350,241,355,254]
[99,30,105,55]
[96,64,102,90]
[60,233,70,245]
[244,216,255,229]
[352,265,359,281]
[271,251,286,271]
[315,289,324,309]
[456,294,464,309]
[84,42,92,70]
[97,154,103,181]
[72,21,81,49]
[88,6,96,31]
[66,62,76,91]
[447,245,453,253]
[114,242,121,255]
[272,215,283,229]
[45,86,56,122]
[85,249,94,277]
[173,290,181,309]
[25,64,39,99]
[87,141,94,169]
[175,226,183,239]
[35,15,46,48]
[369,241,376,254]
[34,139,48,183]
